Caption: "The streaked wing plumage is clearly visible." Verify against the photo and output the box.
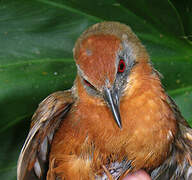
[151,96,192,180]
[17,90,74,180]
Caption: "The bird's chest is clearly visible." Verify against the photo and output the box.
[72,97,177,171]
[50,96,177,179]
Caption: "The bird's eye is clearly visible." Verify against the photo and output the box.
[84,79,92,87]
[118,59,126,73]
[83,79,96,90]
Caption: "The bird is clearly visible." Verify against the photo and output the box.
[17,21,192,180]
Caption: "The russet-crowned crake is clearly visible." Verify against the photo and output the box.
[17,22,192,180]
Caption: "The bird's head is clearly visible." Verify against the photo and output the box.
[73,22,150,129]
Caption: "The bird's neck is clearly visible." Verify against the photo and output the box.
[123,62,164,99]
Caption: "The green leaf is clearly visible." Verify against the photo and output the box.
[0,0,191,179]
[172,0,192,43]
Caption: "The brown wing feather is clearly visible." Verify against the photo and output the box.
[151,96,192,180]
[17,90,74,180]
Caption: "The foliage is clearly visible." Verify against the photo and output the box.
[0,0,191,179]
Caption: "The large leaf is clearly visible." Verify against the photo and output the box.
[172,0,192,42]
[0,0,191,179]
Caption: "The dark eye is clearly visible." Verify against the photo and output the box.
[83,79,96,90]
[118,59,126,73]
[84,79,92,87]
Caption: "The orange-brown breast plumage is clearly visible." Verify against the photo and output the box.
[17,21,192,180]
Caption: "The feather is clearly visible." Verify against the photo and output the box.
[17,91,74,180]
[151,96,192,180]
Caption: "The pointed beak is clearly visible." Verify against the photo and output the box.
[104,88,122,129]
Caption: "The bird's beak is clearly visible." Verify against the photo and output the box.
[104,88,122,129]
